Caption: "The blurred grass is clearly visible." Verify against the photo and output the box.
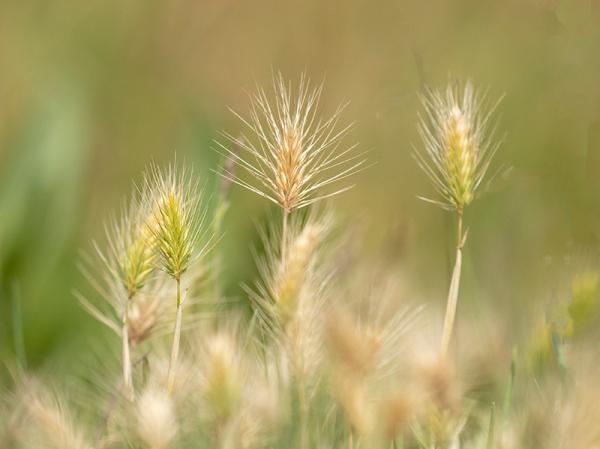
[2,0,600,381]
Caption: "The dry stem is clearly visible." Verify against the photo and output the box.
[167,278,183,393]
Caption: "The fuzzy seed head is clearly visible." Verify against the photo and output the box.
[416,81,502,211]
[326,310,380,378]
[201,334,242,423]
[380,390,419,440]
[127,295,162,346]
[105,195,156,300]
[274,223,321,319]
[137,387,177,449]
[218,73,365,212]
[145,164,209,281]
[26,395,88,449]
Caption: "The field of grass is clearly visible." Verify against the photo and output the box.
[2,1,600,448]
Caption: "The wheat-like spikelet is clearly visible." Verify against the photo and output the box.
[416,80,502,212]
[127,294,164,347]
[107,201,157,300]
[187,323,283,449]
[250,213,330,340]
[217,73,364,214]
[326,300,420,444]
[378,388,419,442]
[20,384,89,449]
[246,213,333,449]
[144,163,211,282]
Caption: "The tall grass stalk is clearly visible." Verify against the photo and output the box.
[416,80,502,354]
[144,164,212,394]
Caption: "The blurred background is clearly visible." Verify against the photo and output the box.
[1,0,600,382]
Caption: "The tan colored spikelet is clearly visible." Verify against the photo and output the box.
[127,295,162,347]
[137,387,178,449]
[334,377,373,437]
[326,309,380,378]
[274,222,322,319]
[24,388,88,449]
[419,355,461,411]
[380,390,418,440]
[217,73,365,212]
[416,80,503,211]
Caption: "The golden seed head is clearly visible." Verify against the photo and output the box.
[416,80,502,211]
[218,73,365,212]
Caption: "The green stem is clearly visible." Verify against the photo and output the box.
[440,211,464,355]
[167,278,182,393]
[122,303,133,400]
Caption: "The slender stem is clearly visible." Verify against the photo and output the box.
[122,305,133,401]
[167,278,182,393]
[348,429,353,449]
[440,211,464,355]
[282,208,289,265]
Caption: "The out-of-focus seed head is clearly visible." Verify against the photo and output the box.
[136,387,178,449]
[380,389,419,440]
[127,295,163,347]
[326,309,380,378]
[201,333,242,424]
[274,222,322,321]
[77,187,157,337]
[217,73,365,212]
[109,202,157,300]
[416,80,502,212]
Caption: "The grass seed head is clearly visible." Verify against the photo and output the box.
[21,384,88,449]
[201,333,243,424]
[127,295,163,347]
[274,221,322,320]
[416,80,502,212]
[144,163,211,282]
[137,387,178,449]
[218,73,365,212]
[99,188,157,302]
[112,204,157,300]
[380,389,418,440]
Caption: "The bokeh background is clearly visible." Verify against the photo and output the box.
[2,0,600,382]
